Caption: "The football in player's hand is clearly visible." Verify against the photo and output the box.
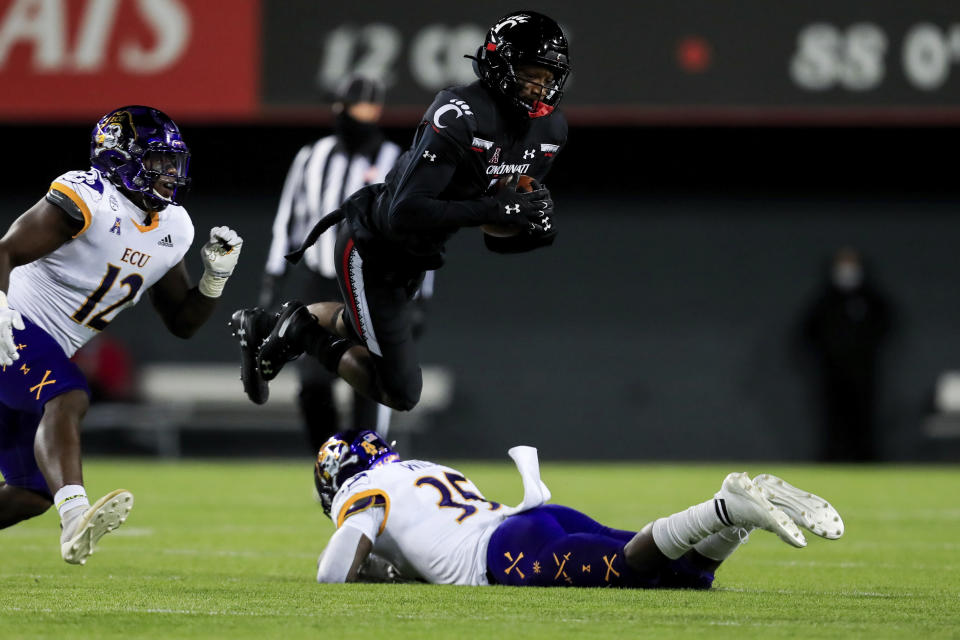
[482,174,536,238]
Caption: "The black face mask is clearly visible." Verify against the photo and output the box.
[334,111,382,154]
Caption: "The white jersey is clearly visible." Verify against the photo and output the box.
[330,459,509,586]
[7,168,193,357]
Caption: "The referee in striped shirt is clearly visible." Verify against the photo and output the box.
[260,75,427,451]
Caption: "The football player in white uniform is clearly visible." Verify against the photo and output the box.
[0,106,243,565]
[314,431,845,587]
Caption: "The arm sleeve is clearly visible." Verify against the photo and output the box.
[316,526,367,583]
[316,507,383,583]
[387,126,497,232]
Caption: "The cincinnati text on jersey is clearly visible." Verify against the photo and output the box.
[485,162,532,175]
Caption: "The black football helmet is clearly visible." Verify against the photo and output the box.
[470,11,570,119]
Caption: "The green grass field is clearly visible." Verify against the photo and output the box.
[2,459,958,639]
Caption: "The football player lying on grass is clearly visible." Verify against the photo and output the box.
[314,431,844,587]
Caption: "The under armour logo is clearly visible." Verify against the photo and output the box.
[524,149,536,159]
[505,204,520,215]
[541,217,552,231]
[422,150,437,162]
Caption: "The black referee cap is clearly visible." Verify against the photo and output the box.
[333,74,385,106]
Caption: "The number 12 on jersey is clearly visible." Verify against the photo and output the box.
[71,263,144,331]
[415,471,501,523]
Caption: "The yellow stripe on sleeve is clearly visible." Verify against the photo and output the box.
[49,182,92,238]
[337,489,390,535]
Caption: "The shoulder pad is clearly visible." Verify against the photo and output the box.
[423,89,478,146]
[47,168,106,237]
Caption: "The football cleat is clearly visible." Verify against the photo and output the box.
[61,489,134,565]
[257,301,314,381]
[753,474,844,540]
[715,472,806,548]
[229,307,271,405]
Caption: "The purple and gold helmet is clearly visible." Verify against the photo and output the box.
[90,105,191,209]
[314,430,399,517]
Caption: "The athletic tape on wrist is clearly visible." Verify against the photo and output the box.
[198,271,228,298]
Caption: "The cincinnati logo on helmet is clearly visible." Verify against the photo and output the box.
[493,14,530,33]
[432,99,473,129]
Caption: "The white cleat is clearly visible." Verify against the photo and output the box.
[60,489,134,565]
[716,472,807,548]
[753,474,844,540]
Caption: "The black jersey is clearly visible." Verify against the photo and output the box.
[346,81,567,270]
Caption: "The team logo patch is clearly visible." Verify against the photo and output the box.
[471,137,494,151]
[109,217,122,235]
[432,99,473,129]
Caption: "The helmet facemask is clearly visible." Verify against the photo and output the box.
[498,60,568,118]
[140,149,191,209]
[471,11,571,119]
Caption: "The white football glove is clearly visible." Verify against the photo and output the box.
[0,290,25,367]
[198,226,243,298]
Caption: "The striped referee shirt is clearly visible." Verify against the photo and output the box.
[265,134,402,279]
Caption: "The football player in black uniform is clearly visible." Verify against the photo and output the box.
[231,11,569,412]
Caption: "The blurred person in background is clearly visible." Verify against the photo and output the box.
[71,333,139,404]
[312,431,843,586]
[253,75,427,453]
[0,106,244,565]
[799,247,895,462]
[232,10,567,416]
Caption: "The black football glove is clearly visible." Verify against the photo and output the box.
[488,174,554,232]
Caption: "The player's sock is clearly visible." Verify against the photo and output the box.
[693,526,752,562]
[54,485,90,541]
[651,498,730,559]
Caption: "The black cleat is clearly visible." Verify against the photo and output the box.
[229,307,271,405]
[257,300,315,381]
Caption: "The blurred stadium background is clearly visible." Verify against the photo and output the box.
[2,0,960,462]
